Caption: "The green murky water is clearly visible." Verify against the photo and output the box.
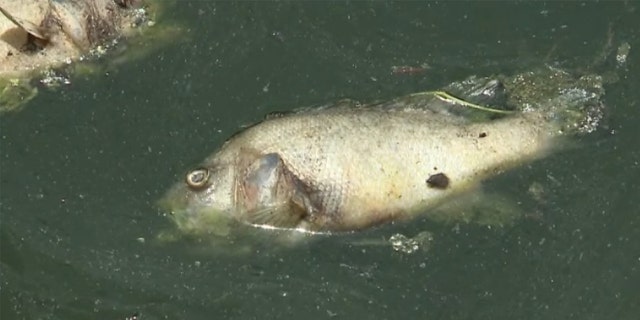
[1,2,638,319]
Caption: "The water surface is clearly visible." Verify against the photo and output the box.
[1,2,639,319]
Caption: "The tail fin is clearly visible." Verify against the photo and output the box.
[442,65,607,135]
[501,66,606,135]
[390,65,607,135]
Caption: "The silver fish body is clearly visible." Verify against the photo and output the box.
[161,67,605,237]
[230,103,551,230]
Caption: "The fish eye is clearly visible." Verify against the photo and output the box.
[185,168,210,189]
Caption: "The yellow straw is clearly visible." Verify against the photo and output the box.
[409,91,515,115]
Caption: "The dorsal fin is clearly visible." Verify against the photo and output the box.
[375,89,514,124]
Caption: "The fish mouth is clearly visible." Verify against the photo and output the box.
[157,184,234,237]
[169,207,234,238]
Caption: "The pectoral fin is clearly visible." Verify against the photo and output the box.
[238,152,312,229]
[241,153,281,208]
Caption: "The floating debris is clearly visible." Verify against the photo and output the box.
[616,42,631,67]
[391,63,430,75]
[389,231,434,254]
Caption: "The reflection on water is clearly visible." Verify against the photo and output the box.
[1,2,638,319]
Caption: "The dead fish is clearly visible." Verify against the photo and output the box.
[163,100,549,233]
[160,68,605,238]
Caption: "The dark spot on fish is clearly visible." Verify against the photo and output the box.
[433,167,438,171]
[426,173,449,189]
[479,132,487,138]
[186,167,210,189]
